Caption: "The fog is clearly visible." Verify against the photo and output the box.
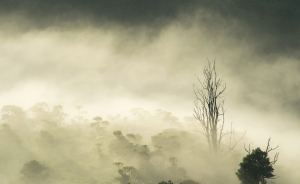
[0,1,299,184]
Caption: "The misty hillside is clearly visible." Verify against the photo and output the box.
[0,102,287,184]
[0,102,242,184]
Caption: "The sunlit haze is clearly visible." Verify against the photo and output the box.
[0,1,299,184]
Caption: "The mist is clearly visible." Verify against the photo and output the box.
[0,1,299,184]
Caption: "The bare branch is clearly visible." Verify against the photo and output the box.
[221,130,246,157]
[244,142,253,154]
[270,152,279,165]
[265,137,279,166]
[266,137,279,153]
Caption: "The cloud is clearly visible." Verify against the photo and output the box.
[0,3,299,131]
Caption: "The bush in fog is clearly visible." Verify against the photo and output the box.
[20,160,49,183]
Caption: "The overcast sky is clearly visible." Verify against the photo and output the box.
[1,1,300,169]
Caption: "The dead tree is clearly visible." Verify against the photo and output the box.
[193,60,245,156]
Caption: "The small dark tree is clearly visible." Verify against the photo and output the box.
[113,130,124,138]
[236,138,279,184]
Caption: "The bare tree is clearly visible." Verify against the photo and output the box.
[193,60,245,156]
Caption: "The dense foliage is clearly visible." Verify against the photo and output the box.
[236,148,277,184]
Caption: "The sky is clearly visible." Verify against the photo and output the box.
[0,0,300,176]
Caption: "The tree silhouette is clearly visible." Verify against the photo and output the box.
[113,130,124,138]
[113,162,123,170]
[91,116,102,127]
[72,105,87,124]
[102,120,110,128]
[93,116,102,122]
[193,60,245,156]
[236,138,279,184]
[168,157,177,167]
[115,169,130,184]
[75,105,83,116]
